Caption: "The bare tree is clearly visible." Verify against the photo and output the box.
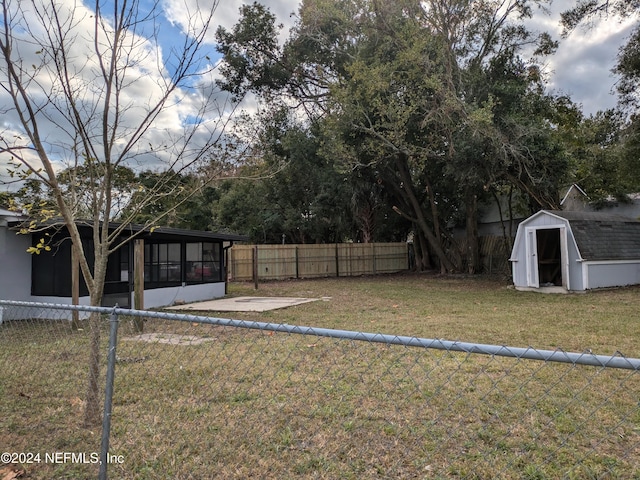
[0,0,238,425]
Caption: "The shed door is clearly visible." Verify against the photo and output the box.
[526,228,539,288]
[536,228,563,287]
[525,226,567,289]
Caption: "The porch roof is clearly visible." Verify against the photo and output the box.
[8,218,249,243]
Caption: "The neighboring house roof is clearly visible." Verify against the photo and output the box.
[560,184,588,207]
[549,210,640,261]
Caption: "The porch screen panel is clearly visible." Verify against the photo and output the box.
[186,242,221,283]
[144,242,182,285]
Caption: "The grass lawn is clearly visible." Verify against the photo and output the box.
[1,274,639,479]
[227,274,640,356]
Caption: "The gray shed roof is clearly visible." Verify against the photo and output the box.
[549,210,640,261]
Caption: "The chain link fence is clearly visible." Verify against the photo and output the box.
[1,299,639,479]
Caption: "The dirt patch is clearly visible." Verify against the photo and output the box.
[123,332,215,345]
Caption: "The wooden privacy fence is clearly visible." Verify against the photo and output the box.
[450,235,513,275]
[229,243,409,281]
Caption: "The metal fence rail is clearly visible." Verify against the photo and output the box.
[1,299,639,479]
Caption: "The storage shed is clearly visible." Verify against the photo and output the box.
[510,210,640,292]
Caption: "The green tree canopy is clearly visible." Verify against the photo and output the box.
[216,0,573,272]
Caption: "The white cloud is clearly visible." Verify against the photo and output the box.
[0,0,254,186]
[551,21,636,114]
[525,1,638,115]
[162,0,299,45]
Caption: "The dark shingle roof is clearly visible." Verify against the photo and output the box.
[549,210,640,261]
[6,218,248,243]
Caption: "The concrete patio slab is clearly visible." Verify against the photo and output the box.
[166,296,321,312]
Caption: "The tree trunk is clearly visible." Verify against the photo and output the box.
[465,189,480,274]
[413,225,432,270]
[82,242,109,427]
[395,155,455,273]
[492,186,514,252]
[83,311,102,427]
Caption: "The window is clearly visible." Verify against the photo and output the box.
[31,233,129,298]
[31,236,73,296]
[144,242,182,285]
[186,242,221,283]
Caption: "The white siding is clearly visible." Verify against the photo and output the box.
[564,226,585,291]
[33,284,226,310]
[140,282,226,309]
[584,261,640,289]
[0,226,32,302]
[8,284,227,320]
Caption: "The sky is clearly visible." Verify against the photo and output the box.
[525,3,637,115]
[202,0,637,115]
[0,0,637,189]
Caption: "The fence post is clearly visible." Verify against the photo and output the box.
[99,308,120,480]
[372,243,376,274]
[253,245,259,289]
[71,248,80,330]
[133,239,144,333]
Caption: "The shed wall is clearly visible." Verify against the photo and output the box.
[585,262,640,289]
[564,228,584,291]
[523,214,566,229]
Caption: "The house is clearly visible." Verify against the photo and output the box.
[560,183,640,218]
[0,211,247,316]
[510,210,640,292]
[0,207,30,305]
